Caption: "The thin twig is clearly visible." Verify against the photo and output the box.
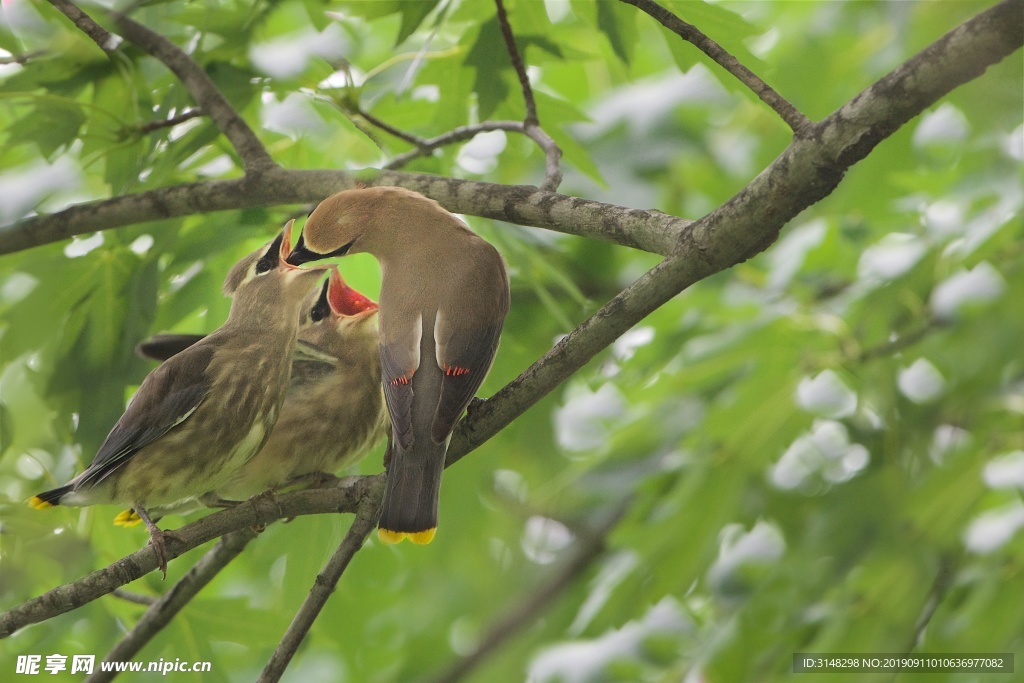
[856,321,940,362]
[620,0,811,134]
[495,0,538,125]
[423,503,629,683]
[0,50,46,65]
[354,107,426,147]
[88,529,258,683]
[383,121,525,170]
[257,488,383,683]
[109,12,276,171]
[110,589,155,606]
[495,0,562,190]
[45,0,121,53]
[522,124,562,192]
[905,556,956,654]
[136,108,204,134]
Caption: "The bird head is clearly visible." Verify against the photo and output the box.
[298,267,379,362]
[285,190,369,266]
[224,220,329,322]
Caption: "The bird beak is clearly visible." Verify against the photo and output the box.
[286,232,317,266]
[327,268,378,317]
[280,219,299,268]
[286,231,356,266]
[280,220,328,279]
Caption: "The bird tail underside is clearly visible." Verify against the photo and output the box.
[28,484,73,509]
[378,439,446,545]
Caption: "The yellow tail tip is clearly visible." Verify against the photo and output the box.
[28,496,54,510]
[378,527,437,545]
[113,509,143,527]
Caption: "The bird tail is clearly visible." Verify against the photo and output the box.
[378,439,446,545]
[28,485,72,509]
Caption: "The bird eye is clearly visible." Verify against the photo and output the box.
[254,256,275,274]
[254,233,284,275]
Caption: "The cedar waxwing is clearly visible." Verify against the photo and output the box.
[132,267,387,503]
[29,222,328,574]
[286,186,510,544]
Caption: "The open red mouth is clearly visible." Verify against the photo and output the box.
[327,268,378,316]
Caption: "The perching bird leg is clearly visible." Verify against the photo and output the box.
[133,505,174,579]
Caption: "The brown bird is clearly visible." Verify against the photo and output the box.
[29,222,327,574]
[133,267,387,503]
[286,186,510,544]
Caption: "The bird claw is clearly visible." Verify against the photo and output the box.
[133,505,176,580]
[146,527,180,580]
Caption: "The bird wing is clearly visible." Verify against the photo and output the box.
[431,318,504,444]
[78,344,216,487]
[380,341,416,450]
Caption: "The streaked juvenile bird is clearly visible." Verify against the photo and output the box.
[134,267,387,503]
[29,222,327,575]
[286,186,510,544]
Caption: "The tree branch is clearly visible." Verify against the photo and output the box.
[45,0,121,53]
[0,170,687,257]
[423,503,627,683]
[257,488,382,683]
[620,0,811,133]
[108,12,275,171]
[495,0,562,190]
[0,477,381,638]
[85,529,259,683]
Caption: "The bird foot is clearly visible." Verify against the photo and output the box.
[467,397,486,416]
[134,506,177,580]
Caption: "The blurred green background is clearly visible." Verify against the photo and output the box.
[1,1,1021,681]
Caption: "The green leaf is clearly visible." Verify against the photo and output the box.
[464,19,512,120]
[6,101,86,160]
[597,1,638,65]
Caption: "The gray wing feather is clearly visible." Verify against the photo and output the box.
[79,345,215,487]
[431,321,503,444]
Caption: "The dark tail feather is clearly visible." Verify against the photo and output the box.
[378,439,446,544]
[135,334,206,362]
[28,484,73,509]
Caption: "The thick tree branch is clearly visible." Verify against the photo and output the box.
[86,529,258,683]
[257,489,382,683]
[0,171,686,256]
[423,503,627,683]
[621,0,811,133]
[0,477,381,638]
[109,12,276,171]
